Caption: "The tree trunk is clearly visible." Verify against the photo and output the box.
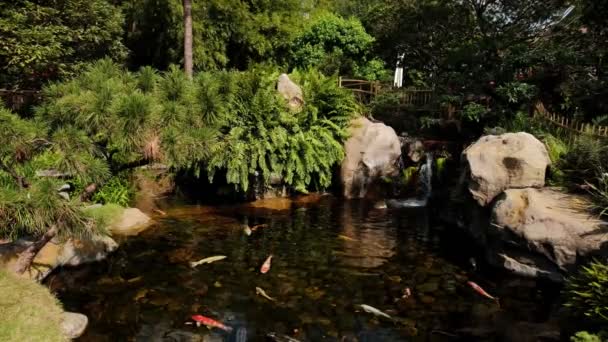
[12,226,57,275]
[183,0,193,79]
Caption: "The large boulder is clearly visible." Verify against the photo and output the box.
[341,117,402,199]
[490,188,608,281]
[277,74,304,111]
[463,132,550,206]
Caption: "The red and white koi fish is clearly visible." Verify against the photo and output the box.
[467,281,499,303]
[191,315,233,332]
[260,255,273,274]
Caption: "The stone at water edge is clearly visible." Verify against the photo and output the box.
[60,312,89,339]
[109,207,151,236]
[341,117,402,199]
[491,188,608,280]
[462,132,550,206]
[277,73,304,111]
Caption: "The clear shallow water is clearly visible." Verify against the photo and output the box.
[50,196,559,341]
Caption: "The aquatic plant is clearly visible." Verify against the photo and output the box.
[564,259,608,323]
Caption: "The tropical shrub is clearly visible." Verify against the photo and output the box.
[36,60,358,193]
[204,68,358,192]
[564,259,608,323]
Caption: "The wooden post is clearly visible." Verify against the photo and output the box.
[338,76,342,88]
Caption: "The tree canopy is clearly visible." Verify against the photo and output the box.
[0,0,126,88]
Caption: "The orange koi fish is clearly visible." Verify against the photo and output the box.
[467,281,499,304]
[260,255,273,274]
[191,315,232,332]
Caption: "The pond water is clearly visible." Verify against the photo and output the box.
[50,196,560,341]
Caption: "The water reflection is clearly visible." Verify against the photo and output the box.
[50,197,558,342]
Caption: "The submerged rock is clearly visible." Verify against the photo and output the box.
[341,117,401,199]
[462,132,550,206]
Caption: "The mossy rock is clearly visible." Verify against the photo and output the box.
[0,269,66,341]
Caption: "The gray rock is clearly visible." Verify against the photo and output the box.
[109,208,152,236]
[341,117,401,199]
[277,74,304,111]
[60,312,88,339]
[491,188,608,274]
[463,132,550,206]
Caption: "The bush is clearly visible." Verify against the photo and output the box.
[37,60,358,194]
[564,259,608,324]
[288,13,385,80]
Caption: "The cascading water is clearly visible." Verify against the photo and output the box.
[386,152,433,208]
[419,152,433,201]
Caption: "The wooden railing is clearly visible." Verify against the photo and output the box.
[338,77,434,108]
[533,101,608,139]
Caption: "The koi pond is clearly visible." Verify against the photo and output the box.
[49,196,560,341]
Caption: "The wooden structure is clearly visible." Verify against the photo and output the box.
[338,77,380,104]
[338,77,434,108]
[533,101,608,139]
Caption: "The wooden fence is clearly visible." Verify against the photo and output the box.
[533,101,608,139]
[338,77,434,108]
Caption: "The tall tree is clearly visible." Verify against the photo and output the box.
[183,0,193,78]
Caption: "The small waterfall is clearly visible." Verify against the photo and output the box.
[419,152,433,201]
[386,152,433,208]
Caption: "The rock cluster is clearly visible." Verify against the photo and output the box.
[459,132,608,282]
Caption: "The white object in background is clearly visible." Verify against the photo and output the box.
[393,53,404,88]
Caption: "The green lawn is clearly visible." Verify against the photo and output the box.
[0,269,65,342]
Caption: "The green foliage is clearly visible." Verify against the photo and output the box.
[119,0,313,70]
[0,107,103,241]
[544,134,570,164]
[461,103,489,123]
[558,137,608,188]
[571,331,606,342]
[496,82,538,105]
[205,68,358,192]
[91,175,133,207]
[564,260,608,324]
[37,60,357,194]
[0,0,126,88]
[402,167,418,187]
[289,13,385,79]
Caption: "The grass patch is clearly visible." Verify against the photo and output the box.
[0,269,66,342]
